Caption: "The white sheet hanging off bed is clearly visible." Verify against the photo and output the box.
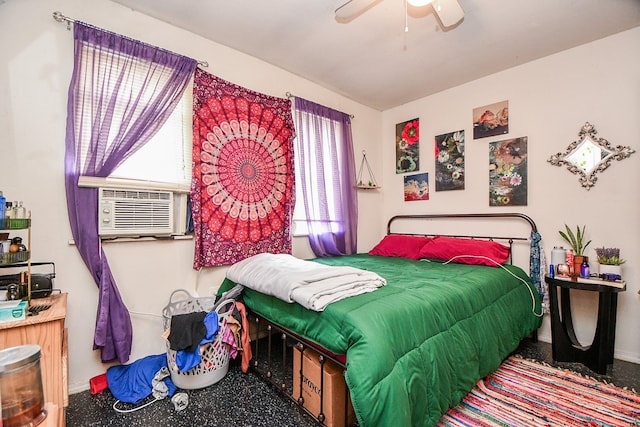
[226,253,386,311]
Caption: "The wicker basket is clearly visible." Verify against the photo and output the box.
[162,289,235,389]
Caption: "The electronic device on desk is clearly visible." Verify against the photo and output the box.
[0,262,59,299]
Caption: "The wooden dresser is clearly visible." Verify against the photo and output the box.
[0,293,68,409]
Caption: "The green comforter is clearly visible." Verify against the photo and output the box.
[220,254,542,426]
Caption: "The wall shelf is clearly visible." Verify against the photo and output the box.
[356,150,380,190]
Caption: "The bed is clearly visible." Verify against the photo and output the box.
[218,213,543,427]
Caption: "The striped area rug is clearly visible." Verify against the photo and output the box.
[438,356,640,426]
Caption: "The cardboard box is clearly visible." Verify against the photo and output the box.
[292,346,355,427]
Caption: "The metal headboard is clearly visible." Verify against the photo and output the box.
[387,212,537,236]
[386,213,538,264]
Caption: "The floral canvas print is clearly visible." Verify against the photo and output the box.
[489,137,528,206]
[473,100,509,139]
[404,173,429,201]
[435,130,465,191]
[396,118,419,174]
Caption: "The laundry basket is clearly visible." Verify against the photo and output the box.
[162,289,235,389]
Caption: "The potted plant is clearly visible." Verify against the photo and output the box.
[594,247,625,277]
[559,224,591,275]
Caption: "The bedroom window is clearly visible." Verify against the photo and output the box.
[74,50,195,237]
[75,55,193,190]
[291,97,358,256]
[107,84,193,188]
[291,115,344,236]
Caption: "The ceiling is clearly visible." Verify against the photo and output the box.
[110,0,640,111]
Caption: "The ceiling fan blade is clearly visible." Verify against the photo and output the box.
[335,0,383,23]
[432,0,464,28]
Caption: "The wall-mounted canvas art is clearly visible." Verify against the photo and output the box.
[489,137,528,206]
[404,172,429,201]
[396,118,420,174]
[473,100,508,139]
[435,130,465,191]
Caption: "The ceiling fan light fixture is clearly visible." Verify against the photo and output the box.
[407,0,433,6]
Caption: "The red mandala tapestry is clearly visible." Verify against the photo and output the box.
[192,68,295,268]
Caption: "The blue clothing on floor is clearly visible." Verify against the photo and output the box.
[106,353,177,404]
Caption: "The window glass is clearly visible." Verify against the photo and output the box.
[110,85,193,187]
[76,49,193,187]
[292,113,344,236]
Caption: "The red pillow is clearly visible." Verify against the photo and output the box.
[418,235,510,266]
[369,234,432,260]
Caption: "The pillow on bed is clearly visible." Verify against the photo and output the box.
[418,235,510,266]
[368,234,432,260]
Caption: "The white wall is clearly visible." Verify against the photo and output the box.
[381,27,640,363]
[0,0,383,393]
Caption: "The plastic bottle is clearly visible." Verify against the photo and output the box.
[580,259,590,279]
[0,191,5,228]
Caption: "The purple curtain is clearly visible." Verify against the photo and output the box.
[64,22,197,363]
[293,97,358,257]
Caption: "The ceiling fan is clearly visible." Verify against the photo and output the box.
[335,0,464,28]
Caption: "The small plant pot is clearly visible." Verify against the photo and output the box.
[573,256,584,277]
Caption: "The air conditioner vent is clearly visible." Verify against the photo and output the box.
[98,187,174,237]
[102,189,172,201]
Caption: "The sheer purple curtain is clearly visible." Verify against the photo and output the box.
[64,22,197,363]
[293,97,358,257]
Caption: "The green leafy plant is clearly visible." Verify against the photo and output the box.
[594,247,625,265]
[558,224,591,256]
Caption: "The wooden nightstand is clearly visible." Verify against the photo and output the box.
[544,275,625,374]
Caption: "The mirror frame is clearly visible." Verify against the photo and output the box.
[548,122,635,190]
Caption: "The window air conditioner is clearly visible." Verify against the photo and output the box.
[98,188,174,237]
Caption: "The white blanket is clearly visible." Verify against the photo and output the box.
[226,253,386,311]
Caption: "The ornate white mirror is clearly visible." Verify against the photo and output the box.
[548,122,635,190]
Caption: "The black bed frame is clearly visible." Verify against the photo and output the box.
[248,311,353,426]
[245,212,539,427]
